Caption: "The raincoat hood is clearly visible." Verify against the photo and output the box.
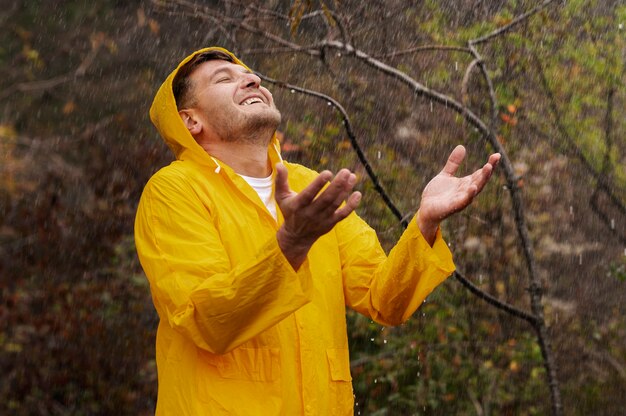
[149,47,281,168]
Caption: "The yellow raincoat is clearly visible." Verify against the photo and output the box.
[135,47,456,415]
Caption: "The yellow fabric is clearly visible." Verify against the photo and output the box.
[135,47,456,416]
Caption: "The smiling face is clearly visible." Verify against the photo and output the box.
[180,59,281,145]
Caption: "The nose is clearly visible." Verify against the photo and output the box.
[242,72,261,89]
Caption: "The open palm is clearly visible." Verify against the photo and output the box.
[418,145,501,238]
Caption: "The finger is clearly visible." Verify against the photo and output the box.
[328,173,357,210]
[312,169,354,210]
[332,191,362,222]
[442,145,466,176]
[488,153,501,167]
[296,169,333,206]
[470,162,494,195]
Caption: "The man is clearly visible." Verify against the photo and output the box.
[135,47,500,415]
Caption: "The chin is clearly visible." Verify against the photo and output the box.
[252,108,281,130]
[237,110,281,144]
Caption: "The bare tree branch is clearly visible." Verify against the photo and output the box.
[1,37,104,100]
[454,271,538,325]
[470,0,557,46]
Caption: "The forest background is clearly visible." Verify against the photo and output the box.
[1,0,625,415]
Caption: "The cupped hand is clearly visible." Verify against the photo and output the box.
[418,145,500,245]
[275,163,362,270]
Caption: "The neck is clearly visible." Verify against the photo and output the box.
[199,140,271,177]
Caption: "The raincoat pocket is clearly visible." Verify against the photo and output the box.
[326,348,354,415]
[196,348,282,412]
[213,347,280,381]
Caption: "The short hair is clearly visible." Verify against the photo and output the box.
[172,50,235,110]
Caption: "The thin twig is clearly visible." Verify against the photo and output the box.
[467,44,499,127]
[532,54,626,218]
[379,45,472,59]
[470,0,557,46]
[461,58,481,105]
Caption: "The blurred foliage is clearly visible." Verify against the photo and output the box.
[0,0,624,414]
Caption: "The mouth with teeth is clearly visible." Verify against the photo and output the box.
[241,97,264,106]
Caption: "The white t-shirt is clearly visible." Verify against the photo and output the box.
[239,173,277,220]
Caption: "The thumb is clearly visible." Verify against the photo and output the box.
[442,145,466,176]
[274,163,291,201]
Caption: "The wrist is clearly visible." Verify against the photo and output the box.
[277,227,312,270]
[416,211,439,246]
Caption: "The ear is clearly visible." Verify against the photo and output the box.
[179,110,202,136]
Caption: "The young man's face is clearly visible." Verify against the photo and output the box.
[185,59,281,144]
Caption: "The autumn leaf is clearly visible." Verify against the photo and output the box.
[149,19,160,35]
[282,142,301,152]
[63,101,76,115]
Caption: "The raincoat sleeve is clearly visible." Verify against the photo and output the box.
[134,171,313,354]
[336,211,455,326]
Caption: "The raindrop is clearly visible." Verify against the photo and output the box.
[619,23,624,30]
[370,337,375,342]
[579,253,583,265]
[569,205,574,215]
[377,150,381,159]
[417,371,420,377]
[327,101,332,106]
[455,61,458,71]
[611,219,615,230]
[430,101,433,112]
[290,89,295,94]
[479,274,483,284]
[374,378,378,383]
[383,339,388,344]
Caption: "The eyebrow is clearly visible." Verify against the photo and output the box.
[209,65,252,82]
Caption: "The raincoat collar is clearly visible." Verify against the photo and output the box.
[149,46,282,173]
